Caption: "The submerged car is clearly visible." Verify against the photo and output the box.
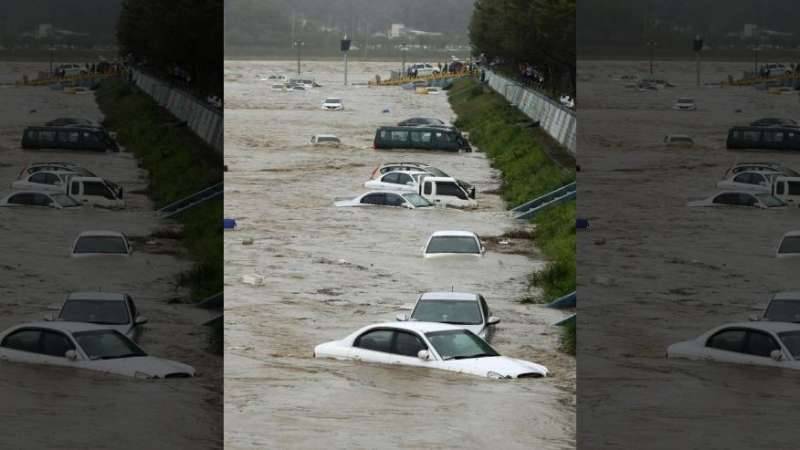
[397,292,500,341]
[687,191,786,209]
[722,162,800,178]
[0,321,194,378]
[19,162,96,179]
[370,162,475,199]
[0,191,81,209]
[335,191,433,209]
[313,321,547,379]
[54,292,147,340]
[716,171,776,193]
[12,170,76,193]
[397,118,446,127]
[364,171,427,192]
[311,134,341,146]
[663,135,694,146]
[667,321,800,370]
[423,231,485,258]
[672,97,696,111]
[752,292,800,323]
[71,231,132,257]
[776,231,800,258]
[321,97,344,111]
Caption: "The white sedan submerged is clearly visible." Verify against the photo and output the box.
[667,321,800,370]
[423,230,485,258]
[314,321,547,379]
[335,191,433,209]
[0,321,195,378]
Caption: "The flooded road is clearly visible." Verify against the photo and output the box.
[224,60,575,449]
[578,60,800,449]
[0,63,222,449]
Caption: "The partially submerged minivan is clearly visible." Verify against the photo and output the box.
[68,177,125,209]
[726,126,800,151]
[772,177,800,206]
[22,126,119,152]
[419,176,478,209]
[374,126,472,152]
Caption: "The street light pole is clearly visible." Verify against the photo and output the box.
[401,42,407,77]
[294,41,304,75]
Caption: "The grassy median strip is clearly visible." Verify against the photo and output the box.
[96,78,223,300]
[449,78,575,353]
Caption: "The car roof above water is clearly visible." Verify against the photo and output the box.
[419,292,479,301]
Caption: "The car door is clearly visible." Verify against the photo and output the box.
[387,330,431,367]
[377,172,401,190]
[393,172,417,191]
[350,329,394,363]
[6,193,36,207]
[0,329,44,365]
[384,193,408,208]
[741,330,785,368]
[703,328,753,365]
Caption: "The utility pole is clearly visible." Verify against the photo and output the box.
[341,34,351,86]
[693,35,703,87]
[647,41,656,75]
[401,42,408,76]
[293,41,304,75]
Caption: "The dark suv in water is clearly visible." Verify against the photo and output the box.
[22,126,119,152]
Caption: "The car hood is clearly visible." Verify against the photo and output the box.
[443,356,548,378]
[90,356,195,378]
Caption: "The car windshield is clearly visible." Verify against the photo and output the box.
[426,236,481,254]
[402,193,433,207]
[50,193,81,207]
[74,236,128,254]
[73,330,146,360]
[677,98,693,103]
[325,98,341,104]
[765,300,800,322]
[59,300,130,325]
[412,300,482,325]
[778,236,800,254]
[318,137,339,143]
[755,194,785,207]
[425,329,499,360]
[778,331,800,359]
[671,137,693,143]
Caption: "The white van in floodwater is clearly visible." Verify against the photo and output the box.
[68,177,125,209]
[772,177,800,207]
[419,176,477,209]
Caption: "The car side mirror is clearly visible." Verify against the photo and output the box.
[135,316,148,325]
[487,316,500,325]
[396,313,409,321]
[65,350,78,361]
[770,349,783,362]
[417,349,431,361]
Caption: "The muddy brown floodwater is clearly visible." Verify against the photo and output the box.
[0,63,221,449]
[578,60,800,449]
[223,60,575,449]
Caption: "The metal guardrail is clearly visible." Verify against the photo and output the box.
[158,182,223,219]
[511,182,576,220]
[546,291,576,309]
[483,70,576,155]
[553,314,575,327]
[129,69,223,153]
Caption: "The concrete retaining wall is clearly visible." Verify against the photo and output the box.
[129,70,223,153]
[484,71,576,155]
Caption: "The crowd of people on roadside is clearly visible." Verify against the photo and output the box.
[519,63,545,87]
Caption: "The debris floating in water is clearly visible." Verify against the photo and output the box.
[224,218,237,230]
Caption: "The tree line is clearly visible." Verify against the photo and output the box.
[117,0,222,96]
[469,0,575,95]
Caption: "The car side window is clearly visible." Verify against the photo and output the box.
[40,331,75,357]
[385,194,405,207]
[712,193,738,205]
[361,194,385,205]
[437,182,467,200]
[71,181,80,196]
[396,173,412,185]
[1,329,42,353]
[354,329,394,353]
[733,173,752,184]
[32,193,53,207]
[737,194,756,206]
[8,193,33,205]
[744,331,780,357]
[788,182,800,195]
[383,173,400,184]
[706,329,746,353]
[393,331,427,357]
[423,181,433,195]
[84,182,115,199]
[30,172,49,184]
[44,173,60,185]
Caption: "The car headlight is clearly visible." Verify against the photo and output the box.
[487,371,509,379]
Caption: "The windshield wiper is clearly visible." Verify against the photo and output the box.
[97,353,143,360]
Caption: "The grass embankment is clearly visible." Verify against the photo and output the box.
[96,79,223,302]
[448,78,576,354]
